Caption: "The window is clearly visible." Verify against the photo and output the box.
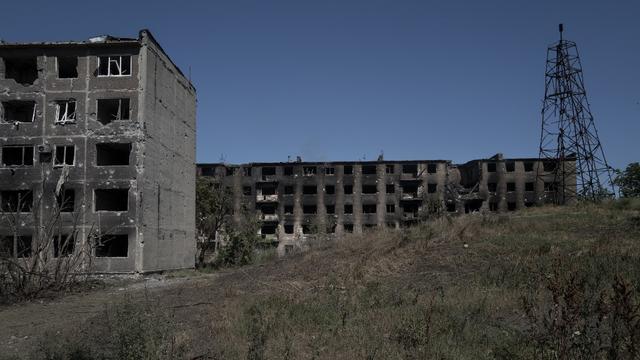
[226,167,234,176]
[386,165,394,174]
[427,163,437,174]
[363,204,376,214]
[284,186,294,195]
[386,204,395,213]
[284,205,294,214]
[303,205,317,214]
[303,166,317,176]
[344,224,354,233]
[428,183,437,193]
[243,167,252,176]
[488,182,497,193]
[56,189,75,212]
[489,202,498,211]
[362,165,376,175]
[53,233,75,257]
[325,185,335,194]
[344,185,353,195]
[284,166,293,176]
[343,165,353,175]
[97,98,130,125]
[544,182,558,192]
[242,186,252,196]
[507,202,517,211]
[525,201,535,208]
[1,190,33,212]
[55,100,76,124]
[96,143,131,166]
[3,57,38,85]
[303,185,317,195]
[95,234,128,257]
[302,225,312,234]
[0,235,32,258]
[57,57,78,78]
[284,224,294,234]
[94,189,128,211]
[543,162,556,172]
[487,163,497,172]
[506,162,515,172]
[2,101,35,123]
[344,204,353,214]
[507,182,516,192]
[362,184,377,194]
[54,145,74,166]
[402,164,418,175]
[524,162,534,172]
[326,205,335,214]
[386,184,395,194]
[2,145,34,166]
[525,182,535,192]
[260,185,276,195]
[325,167,335,175]
[262,167,276,176]
[98,56,131,77]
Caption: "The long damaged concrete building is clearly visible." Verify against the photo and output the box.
[0,30,196,272]
[197,155,573,253]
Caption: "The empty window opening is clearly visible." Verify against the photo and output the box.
[97,98,130,125]
[259,185,276,195]
[2,146,34,166]
[362,184,377,194]
[525,182,535,192]
[344,224,354,233]
[302,225,312,234]
[325,167,335,175]
[284,205,294,214]
[284,166,293,175]
[326,205,335,214]
[344,185,353,195]
[98,56,131,77]
[96,143,131,166]
[363,204,377,214]
[55,100,76,124]
[3,57,38,85]
[261,224,277,235]
[327,223,336,233]
[427,163,437,174]
[2,101,35,123]
[57,57,78,78]
[259,204,277,215]
[543,162,556,172]
[56,189,75,212]
[262,167,276,176]
[427,183,437,194]
[95,234,128,257]
[344,204,353,214]
[386,184,395,194]
[524,201,535,208]
[487,163,497,172]
[489,202,498,211]
[446,203,456,213]
[242,186,252,196]
[53,233,75,257]
[386,222,396,229]
[54,145,74,166]
[401,183,420,197]
[325,185,335,194]
[1,190,33,212]
[402,164,418,176]
[226,167,234,176]
[507,182,516,192]
[362,165,376,175]
[464,199,484,214]
[243,167,252,176]
[343,165,353,175]
[303,166,317,176]
[0,235,32,258]
[488,182,497,193]
[303,185,317,195]
[386,165,394,174]
[284,224,294,234]
[506,162,515,172]
[544,182,558,192]
[386,204,395,213]
[402,202,420,214]
[200,166,216,176]
[94,189,128,211]
[507,202,517,211]
[284,186,294,195]
[524,162,534,172]
[303,205,317,214]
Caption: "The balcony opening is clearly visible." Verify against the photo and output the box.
[303,205,317,214]
[362,184,377,194]
[303,185,317,195]
[363,204,377,214]
[95,234,128,257]
[56,189,75,212]
[57,57,78,78]
[464,199,484,213]
[2,101,35,123]
[54,145,75,166]
[400,183,419,197]
[402,164,418,176]
[53,233,75,257]
[260,185,276,196]
[262,166,276,176]
[1,190,33,212]
[94,189,128,211]
[2,145,34,166]
[325,185,335,194]
[96,143,131,166]
[3,57,38,85]
[259,204,277,215]
[97,98,130,125]
[362,165,376,175]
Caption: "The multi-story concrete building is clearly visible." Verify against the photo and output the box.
[197,154,573,253]
[0,30,196,272]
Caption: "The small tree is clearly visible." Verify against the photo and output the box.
[216,205,261,267]
[195,177,234,266]
[614,162,640,198]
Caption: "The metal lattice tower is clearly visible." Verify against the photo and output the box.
[538,24,615,203]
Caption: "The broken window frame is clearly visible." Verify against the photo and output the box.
[55,100,77,124]
[56,189,75,213]
[97,98,130,124]
[325,167,335,175]
[385,165,394,174]
[94,234,129,258]
[54,145,75,167]
[1,190,33,213]
[1,101,36,123]
[2,145,34,167]
[386,204,395,213]
[97,55,132,77]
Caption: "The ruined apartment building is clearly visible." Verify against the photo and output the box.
[0,30,196,272]
[197,155,572,252]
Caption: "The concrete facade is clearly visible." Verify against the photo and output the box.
[197,154,574,253]
[0,30,196,273]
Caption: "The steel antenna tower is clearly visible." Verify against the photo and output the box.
[538,24,615,203]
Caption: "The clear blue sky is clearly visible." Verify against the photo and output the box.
[1,0,638,168]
